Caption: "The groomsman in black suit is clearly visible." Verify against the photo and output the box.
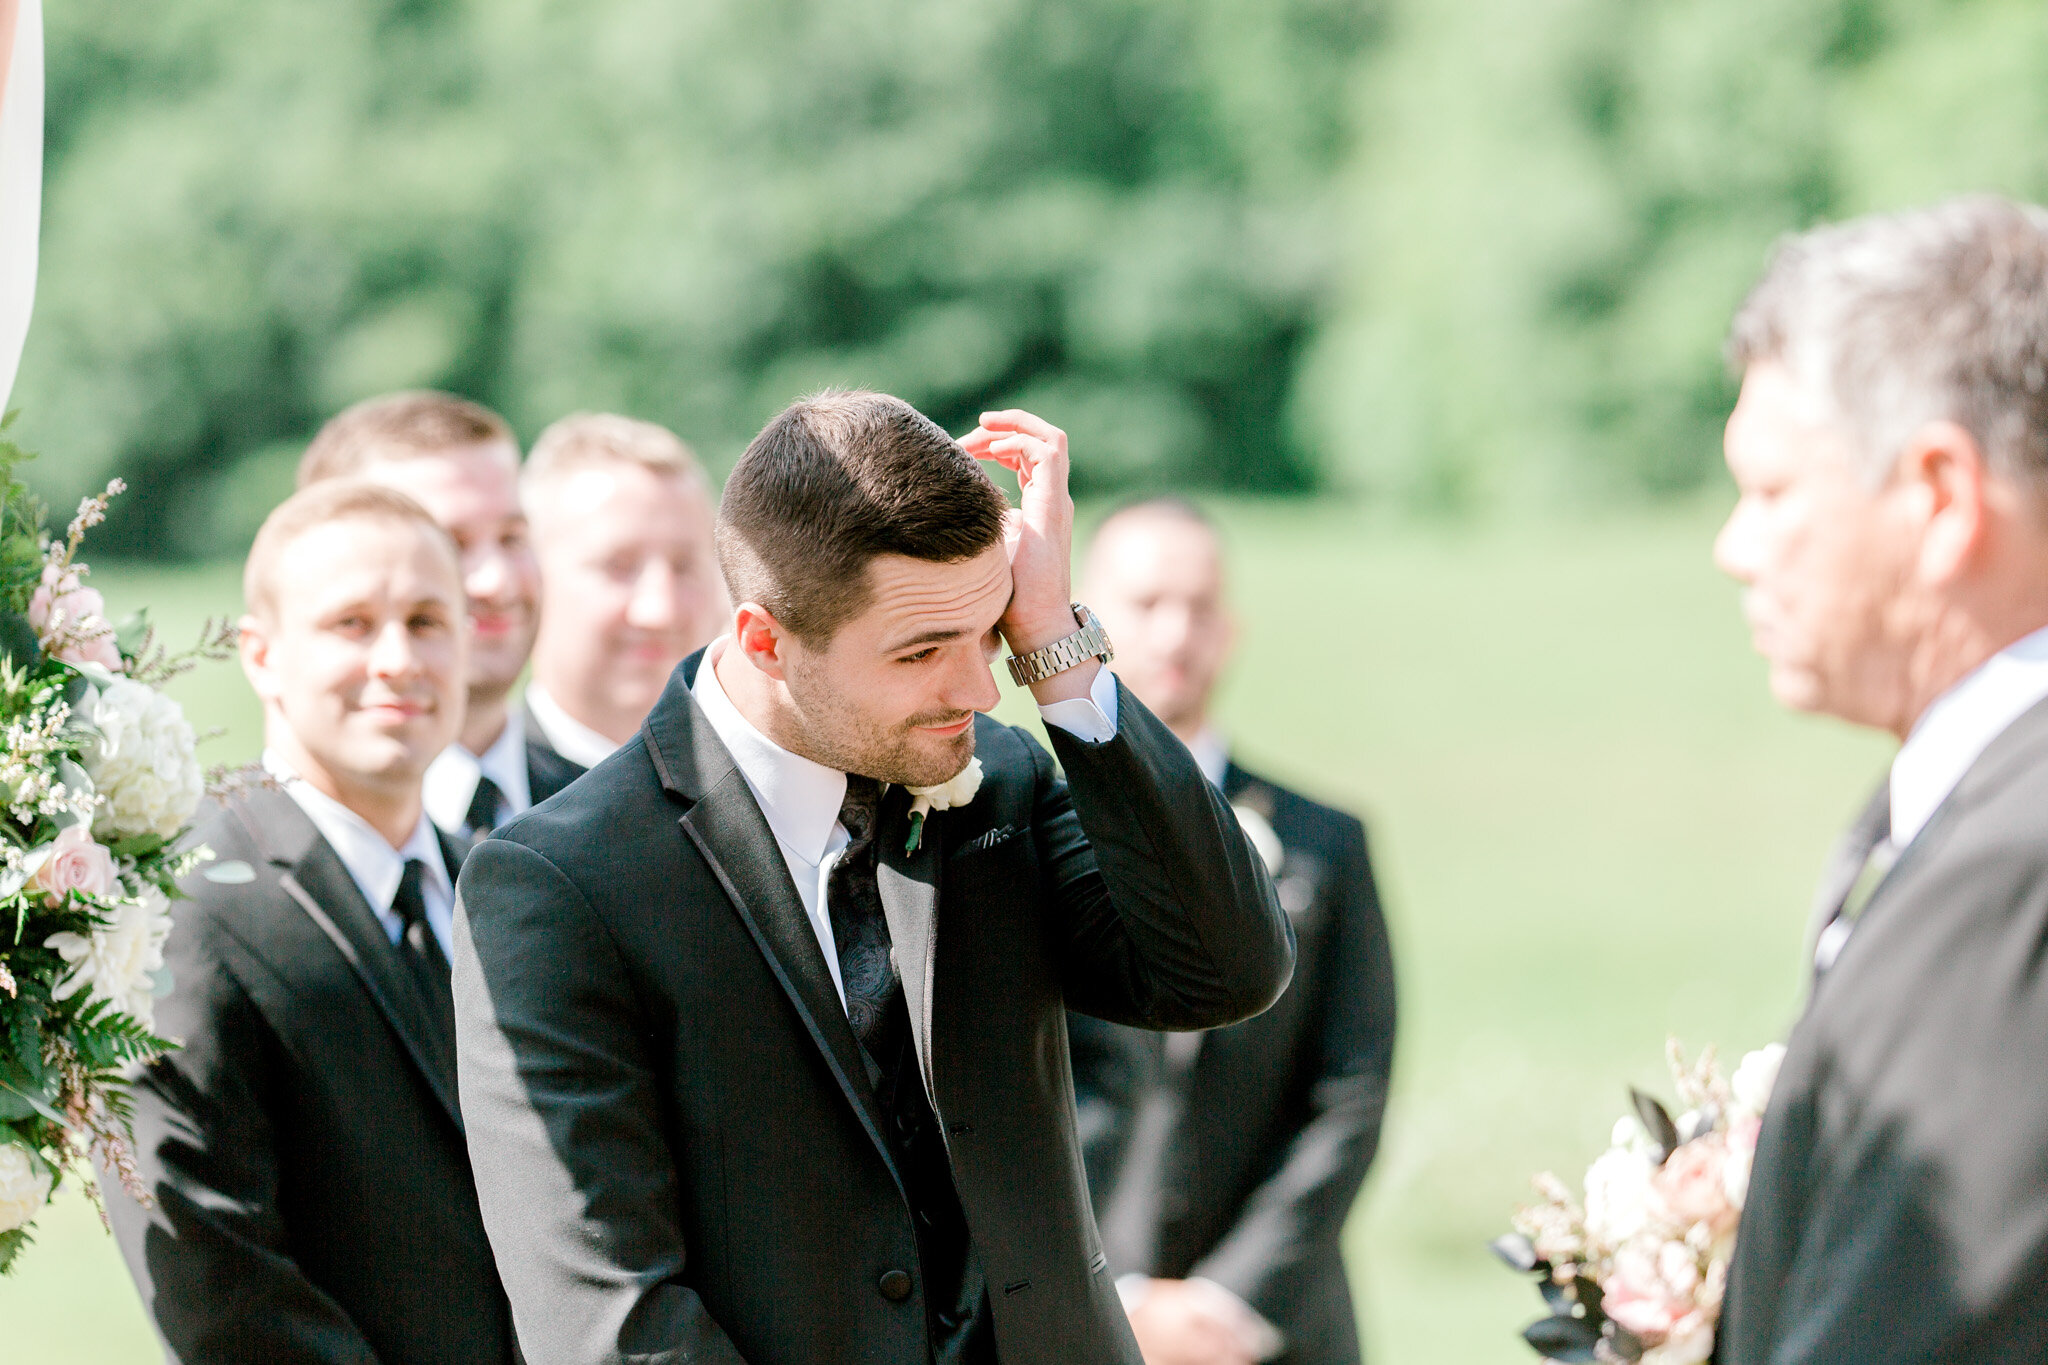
[299,390,581,841]
[1068,499,1396,1365]
[517,411,727,772]
[453,392,1294,1365]
[106,481,517,1363]
[1716,196,2048,1363]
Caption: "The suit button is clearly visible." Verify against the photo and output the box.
[878,1269,914,1302]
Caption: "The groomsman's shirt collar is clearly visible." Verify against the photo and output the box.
[526,683,624,771]
[421,702,532,834]
[1891,622,2048,847]
[1187,727,1229,791]
[262,751,457,959]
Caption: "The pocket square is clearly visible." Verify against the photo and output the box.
[951,824,1020,859]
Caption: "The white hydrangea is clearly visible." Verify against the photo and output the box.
[1583,1145,1660,1248]
[0,1141,51,1234]
[45,886,173,1028]
[84,678,203,841]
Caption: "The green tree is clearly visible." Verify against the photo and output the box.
[18,0,1378,558]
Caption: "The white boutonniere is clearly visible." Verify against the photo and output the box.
[1231,804,1284,875]
[904,757,984,855]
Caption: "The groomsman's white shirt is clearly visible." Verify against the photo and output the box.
[422,704,533,835]
[689,637,1118,1014]
[265,752,457,961]
[1187,728,1229,791]
[526,683,626,771]
[1891,622,2048,847]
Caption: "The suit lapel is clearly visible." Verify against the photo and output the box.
[523,701,587,805]
[238,789,462,1127]
[651,656,903,1188]
[876,782,942,1104]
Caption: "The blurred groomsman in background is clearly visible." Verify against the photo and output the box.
[1068,498,1397,1365]
[1717,197,2048,1363]
[298,390,578,842]
[518,410,726,770]
[106,482,517,1363]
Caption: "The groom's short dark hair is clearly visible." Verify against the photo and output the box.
[718,391,1009,645]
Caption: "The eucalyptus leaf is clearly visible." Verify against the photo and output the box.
[1631,1087,1680,1162]
[1523,1312,1601,1363]
[1489,1233,1540,1274]
[60,668,90,709]
[0,1074,63,1127]
[115,609,151,655]
[110,832,166,859]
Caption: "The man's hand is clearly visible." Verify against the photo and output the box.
[960,409,1100,704]
[1125,1279,1259,1365]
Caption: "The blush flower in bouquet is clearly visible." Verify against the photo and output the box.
[1494,1039,1786,1364]
[0,425,236,1271]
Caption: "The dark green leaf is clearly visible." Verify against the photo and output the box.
[109,832,166,859]
[0,610,38,675]
[1609,1324,1646,1361]
[1574,1275,1604,1320]
[1632,1086,1679,1161]
[1524,1313,1601,1362]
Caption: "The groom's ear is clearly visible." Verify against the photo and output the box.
[733,602,796,681]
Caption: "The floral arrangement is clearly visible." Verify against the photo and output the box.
[1494,1039,1786,1365]
[0,428,235,1271]
[903,756,982,854]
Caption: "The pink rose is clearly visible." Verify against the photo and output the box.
[1654,1136,1737,1234]
[32,824,117,903]
[1605,1257,1690,1339]
[28,567,123,672]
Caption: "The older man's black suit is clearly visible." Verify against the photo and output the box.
[1724,694,2048,1364]
[452,655,1294,1365]
[105,787,517,1365]
[1069,760,1395,1364]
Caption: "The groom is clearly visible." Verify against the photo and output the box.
[1717,197,2048,1362]
[453,392,1293,1365]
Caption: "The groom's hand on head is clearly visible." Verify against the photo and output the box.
[961,409,1099,704]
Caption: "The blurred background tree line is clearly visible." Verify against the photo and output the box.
[13,0,2048,557]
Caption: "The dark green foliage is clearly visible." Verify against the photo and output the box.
[17,0,2048,541]
[17,0,1384,558]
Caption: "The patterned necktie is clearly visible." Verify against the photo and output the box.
[392,858,456,1042]
[463,774,506,841]
[828,775,901,1060]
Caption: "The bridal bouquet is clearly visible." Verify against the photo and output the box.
[1494,1039,1786,1365]
[0,432,235,1272]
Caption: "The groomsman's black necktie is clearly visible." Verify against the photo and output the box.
[392,858,457,1041]
[1812,779,1895,978]
[463,774,506,841]
[828,775,903,1076]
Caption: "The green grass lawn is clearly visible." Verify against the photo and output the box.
[0,499,1889,1363]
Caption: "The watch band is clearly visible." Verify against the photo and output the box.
[1006,603,1115,686]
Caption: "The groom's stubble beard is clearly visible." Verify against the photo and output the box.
[780,649,979,787]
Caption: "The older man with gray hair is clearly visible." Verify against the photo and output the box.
[1716,195,2048,1363]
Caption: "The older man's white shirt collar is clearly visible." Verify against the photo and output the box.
[263,752,456,957]
[526,683,624,771]
[1891,623,2048,847]
[422,703,532,833]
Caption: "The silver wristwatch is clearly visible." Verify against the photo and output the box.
[1005,603,1115,686]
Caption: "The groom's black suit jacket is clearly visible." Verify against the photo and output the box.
[105,787,517,1365]
[1068,761,1395,1365]
[452,654,1295,1365]
[1724,694,2048,1364]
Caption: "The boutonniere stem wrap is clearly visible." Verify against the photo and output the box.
[904,757,984,855]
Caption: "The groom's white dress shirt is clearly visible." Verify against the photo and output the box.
[689,637,1118,1014]
[422,704,534,835]
[265,752,457,961]
[1891,622,2048,848]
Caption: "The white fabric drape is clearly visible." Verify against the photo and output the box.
[0,0,42,414]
